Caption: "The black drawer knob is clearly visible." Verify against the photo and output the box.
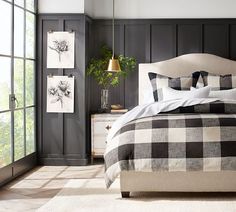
[106,125,111,130]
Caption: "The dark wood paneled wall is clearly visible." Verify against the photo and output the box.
[38,16,236,165]
[37,14,92,165]
[90,19,236,111]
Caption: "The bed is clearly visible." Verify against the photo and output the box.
[104,53,236,198]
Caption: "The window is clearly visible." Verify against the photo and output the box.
[0,0,36,168]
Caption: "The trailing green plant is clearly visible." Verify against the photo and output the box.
[86,45,136,89]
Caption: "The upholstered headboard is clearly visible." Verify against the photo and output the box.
[139,53,236,105]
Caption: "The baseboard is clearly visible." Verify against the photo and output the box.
[39,157,89,166]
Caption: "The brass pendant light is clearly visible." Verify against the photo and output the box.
[106,0,121,72]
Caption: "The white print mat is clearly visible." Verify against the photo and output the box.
[47,76,74,113]
[47,31,75,68]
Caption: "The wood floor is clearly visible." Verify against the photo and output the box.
[0,164,104,212]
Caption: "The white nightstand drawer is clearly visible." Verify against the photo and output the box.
[93,121,113,137]
[91,113,124,158]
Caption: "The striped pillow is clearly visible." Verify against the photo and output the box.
[201,71,236,90]
[148,72,200,101]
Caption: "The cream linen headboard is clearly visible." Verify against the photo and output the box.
[139,53,236,105]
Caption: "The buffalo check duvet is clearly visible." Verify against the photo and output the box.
[104,100,236,188]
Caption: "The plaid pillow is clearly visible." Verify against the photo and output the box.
[201,71,236,90]
[148,72,200,101]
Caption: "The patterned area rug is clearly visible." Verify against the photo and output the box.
[37,178,236,212]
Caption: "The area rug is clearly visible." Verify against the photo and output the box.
[37,178,236,212]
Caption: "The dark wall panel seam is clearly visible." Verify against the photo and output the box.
[59,18,65,155]
[145,24,151,63]
[227,24,230,59]
[175,24,178,56]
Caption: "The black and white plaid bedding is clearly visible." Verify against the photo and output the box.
[104,101,236,188]
[148,72,200,101]
[167,100,236,114]
[201,71,236,90]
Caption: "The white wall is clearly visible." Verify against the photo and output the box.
[38,0,84,13]
[39,0,236,19]
[91,0,236,19]
[84,0,94,16]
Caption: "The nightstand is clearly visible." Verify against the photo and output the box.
[91,113,124,160]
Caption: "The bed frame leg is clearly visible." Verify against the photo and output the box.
[121,191,130,198]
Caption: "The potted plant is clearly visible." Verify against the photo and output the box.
[87,45,136,111]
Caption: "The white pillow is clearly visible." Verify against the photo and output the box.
[196,82,204,89]
[161,86,210,101]
[191,87,236,100]
[143,88,155,104]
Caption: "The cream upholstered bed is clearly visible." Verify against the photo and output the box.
[120,53,236,198]
[139,53,236,105]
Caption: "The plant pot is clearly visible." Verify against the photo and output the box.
[101,89,109,111]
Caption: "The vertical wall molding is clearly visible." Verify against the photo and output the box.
[145,24,151,63]
[227,24,230,58]
[201,23,204,53]
[175,24,178,57]
[37,14,90,165]
[58,18,65,155]
[120,24,125,106]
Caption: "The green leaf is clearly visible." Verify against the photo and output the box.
[86,45,136,88]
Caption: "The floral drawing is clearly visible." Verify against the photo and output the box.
[47,32,75,69]
[49,40,69,62]
[48,80,72,108]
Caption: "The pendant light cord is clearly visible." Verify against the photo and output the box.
[112,0,115,58]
